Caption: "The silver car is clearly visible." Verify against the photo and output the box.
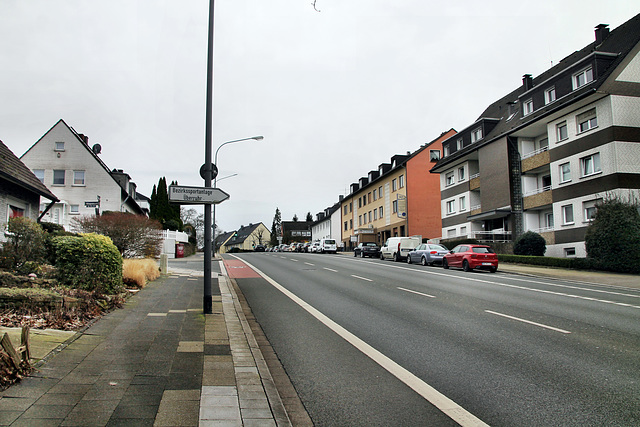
[407,243,450,266]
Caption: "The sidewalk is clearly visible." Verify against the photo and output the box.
[0,263,289,426]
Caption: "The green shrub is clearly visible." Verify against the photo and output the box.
[1,217,46,271]
[585,197,640,274]
[514,231,546,256]
[51,233,123,294]
[40,222,66,234]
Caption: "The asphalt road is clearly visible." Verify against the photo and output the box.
[230,252,640,426]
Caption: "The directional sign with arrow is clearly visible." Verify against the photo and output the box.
[168,185,230,205]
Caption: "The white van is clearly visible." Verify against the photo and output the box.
[320,238,337,254]
[380,236,420,262]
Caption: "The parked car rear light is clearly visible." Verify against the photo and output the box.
[430,251,437,254]
[471,254,478,259]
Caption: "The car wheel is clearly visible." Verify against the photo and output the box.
[443,259,449,269]
[380,252,384,260]
[421,257,427,266]
[490,267,497,273]
[354,251,357,257]
[394,253,401,262]
[463,260,471,272]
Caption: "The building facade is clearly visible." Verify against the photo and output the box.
[20,120,146,231]
[431,17,640,257]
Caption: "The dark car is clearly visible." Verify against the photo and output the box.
[443,244,498,273]
[354,242,380,258]
[407,243,449,266]
[254,244,265,252]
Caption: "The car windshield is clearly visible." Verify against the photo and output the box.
[364,243,377,247]
[430,244,447,251]
[472,247,494,253]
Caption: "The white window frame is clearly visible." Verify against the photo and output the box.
[556,122,568,142]
[559,163,571,183]
[373,189,377,201]
[392,200,398,214]
[562,204,574,225]
[54,141,65,151]
[70,205,80,214]
[577,109,598,134]
[544,87,556,104]
[523,99,534,116]
[445,172,455,187]
[456,138,463,150]
[459,196,466,212]
[471,127,483,143]
[379,206,383,218]
[458,166,465,181]
[443,145,450,157]
[33,169,45,183]
[446,200,456,215]
[399,175,405,189]
[572,66,594,90]
[430,149,441,161]
[583,199,600,222]
[73,170,85,186]
[580,153,601,177]
[392,179,397,192]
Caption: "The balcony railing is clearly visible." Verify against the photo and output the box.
[470,172,480,180]
[523,185,551,197]
[472,230,512,243]
[521,145,549,160]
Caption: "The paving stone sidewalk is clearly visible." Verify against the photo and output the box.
[0,266,290,426]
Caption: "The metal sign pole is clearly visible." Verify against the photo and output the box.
[203,0,215,314]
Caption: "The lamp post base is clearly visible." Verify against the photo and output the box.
[203,296,213,314]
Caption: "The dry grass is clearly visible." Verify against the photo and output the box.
[122,258,160,288]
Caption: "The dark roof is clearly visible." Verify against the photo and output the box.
[225,223,265,246]
[0,139,58,201]
[215,231,235,246]
[431,13,640,172]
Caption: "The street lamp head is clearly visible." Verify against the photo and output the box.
[252,136,264,141]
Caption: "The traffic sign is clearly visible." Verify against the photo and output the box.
[168,185,230,204]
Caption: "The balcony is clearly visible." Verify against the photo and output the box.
[471,230,512,243]
[469,173,480,190]
[521,147,550,173]
[523,186,552,210]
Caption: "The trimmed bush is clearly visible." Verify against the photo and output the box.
[1,217,46,272]
[51,233,123,294]
[514,231,546,256]
[585,197,640,274]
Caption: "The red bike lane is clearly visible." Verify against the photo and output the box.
[223,259,262,279]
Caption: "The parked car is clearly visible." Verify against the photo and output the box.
[302,242,311,253]
[407,243,449,266]
[442,244,498,273]
[309,241,321,253]
[380,236,421,262]
[319,238,337,254]
[354,242,380,258]
[254,244,265,252]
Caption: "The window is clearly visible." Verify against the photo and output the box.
[54,141,65,151]
[459,196,466,211]
[379,206,383,218]
[445,172,455,187]
[358,198,362,208]
[374,209,377,220]
[362,195,366,206]
[392,179,397,192]
[70,205,80,214]
[392,200,398,214]
[564,247,576,257]
[523,99,534,116]
[73,170,85,185]
[349,202,352,213]
[577,109,597,133]
[443,145,450,157]
[545,212,554,229]
[540,138,549,150]
[544,87,556,104]
[456,138,463,150]
[573,67,594,89]
[53,169,65,185]
[368,211,372,222]
[358,215,362,226]
[559,163,571,183]
[373,189,377,201]
[542,174,551,188]
[460,226,467,236]
[583,200,600,222]
[9,205,25,218]
[399,175,405,188]
[471,127,483,143]
[349,219,352,229]
[430,150,441,161]
[368,192,371,203]
[562,204,574,225]
[379,186,383,198]
[33,169,45,183]
[344,222,348,231]
[446,200,455,215]
[344,205,348,215]
[556,122,568,141]
[580,153,601,177]
[458,167,465,181]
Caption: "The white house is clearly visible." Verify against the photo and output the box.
[20,119,146,231]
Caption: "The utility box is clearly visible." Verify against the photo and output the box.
[175,243,185,258]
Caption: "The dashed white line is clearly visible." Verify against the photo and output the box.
[398,287,436,298]
[324,267,338,272]
[304,262,315,266]
[351,275,373,282]
[485,310,571,334]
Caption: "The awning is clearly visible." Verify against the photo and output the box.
[467,208,512,221]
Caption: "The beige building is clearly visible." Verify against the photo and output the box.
[223,223,271,252]
[341,155,410,250]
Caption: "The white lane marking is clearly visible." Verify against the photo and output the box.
[324,267,338,272]
[234,256,488,427]
[485,310,571,334]
[492,275,640,299]
[290,259,299,262]
[304,262,315,266]
[398,287,436,298]
[351,275,373,282]
[379,263,640,310]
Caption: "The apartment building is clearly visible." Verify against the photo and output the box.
[431,15,640,257]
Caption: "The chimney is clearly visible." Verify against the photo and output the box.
[78,134,89,144]
[522,74,533,91]
[595,24,610,44]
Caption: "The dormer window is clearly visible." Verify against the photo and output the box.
[544,87,556,104]
[471,127,483,143]
[443,145,450,157]
[573,66,594,90]
[523,99,534,116]
[456,138,463,150]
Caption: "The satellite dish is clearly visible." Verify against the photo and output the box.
[92,144,102,154]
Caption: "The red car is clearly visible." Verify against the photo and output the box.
[442,244,498,273]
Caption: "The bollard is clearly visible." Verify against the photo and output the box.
[160,254,168,275]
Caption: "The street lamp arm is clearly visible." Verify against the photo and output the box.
[214,135,264,164]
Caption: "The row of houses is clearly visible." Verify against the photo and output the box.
[310,14,640,258]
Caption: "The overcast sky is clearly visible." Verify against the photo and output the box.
[1,1,638,232]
